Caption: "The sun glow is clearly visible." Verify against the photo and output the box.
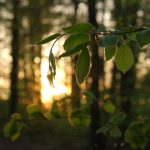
[41,42,71,104]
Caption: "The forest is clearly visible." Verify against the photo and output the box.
[0,0,150,150]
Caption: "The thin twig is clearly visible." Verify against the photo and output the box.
[50,33,66,53]
[94,27,145,36]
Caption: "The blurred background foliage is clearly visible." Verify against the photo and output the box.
[0,0,150,150]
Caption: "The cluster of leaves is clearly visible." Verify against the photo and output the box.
[96,112,126,139]
[36,23,150,85]
[84,90,124,138]
[3,97,150,149]
[125,118,150,149]
[2,104,60,141]
[84,90,150,149]
[35,24,150,148]
[3,23,150,148]
[3,113,24,141]
[96,112,150,149]
[2,101,89,141]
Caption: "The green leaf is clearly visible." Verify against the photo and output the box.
[126,32,137,41]
[97,124,121,138]
[11,131,20,141]
[84,90,96,100]
[101,34,119,47]
[50,102,60,118]
[109,126,122,138]
[11,113,22,120]
[3,119,23,141]
[63,33,90,51]
[26,104,43,118]
[69,109,81,118]
[75,47,91,85]
[96,124,113,134]
[68,109,89,126]
[36,33,61,45]
[115,43,134,73]
[109,112,126,125]
[136,29,150,47]
[47,52,56,86]
[47,73,54,86]
[49,52,56,75]
[125,122,148,149]
[62,23,93,34]
[3,121,15,138]
[59,41,90,58]
[104,101,116,114]
[81,103,89,114]
[105,45,117,61]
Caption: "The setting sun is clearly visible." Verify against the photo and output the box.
[40,43,71,104]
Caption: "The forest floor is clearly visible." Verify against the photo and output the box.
[0,101,90,150]
[0,134,88,150]
[0,91,150,150]
[0,117,89,150]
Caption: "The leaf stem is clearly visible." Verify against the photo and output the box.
[94,27,145,36]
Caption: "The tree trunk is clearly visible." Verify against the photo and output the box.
[71,0,81,109]
[71,59,81,109]
[27,0,42,104]
[88,0,105,149]
[9,0,20,115]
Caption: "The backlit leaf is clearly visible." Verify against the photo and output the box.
[101,34,119,47]
[136,29,150,47]
[3,116,23,141]
[109,112,126,125]
[63,33,90,51]
[26,104,43,118]
[68,109,90,126]
[75,47,91,85]
[62,23,93,34]
[115,43,134,73]
[47,73,54,86]
[59,42,90,58]
[49,52,56,75]
[104,101,116,114]
[36,33,61,45]
[11,113,22,120]
[105,45,117,61]
[50,102,60,118]
[125,122,148,149]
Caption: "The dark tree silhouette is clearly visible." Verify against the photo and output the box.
[9,0,20,115]
[87,0,105,149]
[71,0,81,109]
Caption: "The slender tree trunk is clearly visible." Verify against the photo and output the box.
[72,0,79,23]
[71,57,81,109]
[71,0,81,109]
[9,0,20,115]
[28,0,42,104]
[88,0,105,149]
